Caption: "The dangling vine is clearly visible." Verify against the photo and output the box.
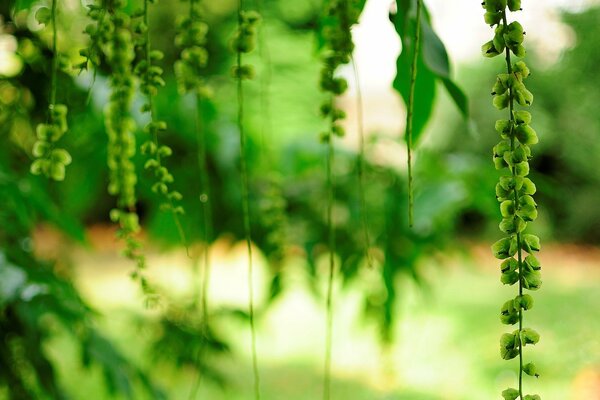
[84,0,155,303]
[405,0,422,228]
[133,0,188,255]
[30,0,72,181]
[350,56,372,268]
[231,4,262,399]
[318,1,359,398]
[482,1,542,399]
[173,0,213,396]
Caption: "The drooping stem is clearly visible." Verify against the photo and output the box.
[143,0,190,258]
[501,12,524,398]
[351,55,372,268]
[323,96,335,400]
[406,0,422,228]
[237,1,261,398]
[50,0,58,109]
[255,0,272,157]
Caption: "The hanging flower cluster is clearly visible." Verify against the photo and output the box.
[230,10,261,80]
[133,0,183,217]
[231,4,262,398]
[30,1,72,181]
[481,1,542,399]
[319,0,360,142]
[81,0,153,299]
[174,0,209,95]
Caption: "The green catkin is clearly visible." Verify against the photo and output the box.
[30,0,72,181]
[173,0,213,396]
[91,0,155,305]
[318,1,359,399]
[405,0,422,228]
[231,4,262,399]
[481,1,542,399]
[134,0,189,256]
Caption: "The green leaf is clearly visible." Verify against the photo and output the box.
[391,0,468,145]
[441,77,468,117]
[523,395,541,400]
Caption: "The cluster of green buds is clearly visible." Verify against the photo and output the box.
[481,1,542,399]
[174,0,210,95]
[76,1,109,74]
[98,1,156,302]
[230,10,261,80]
[318,0,360,142]
[31,105,72,181]
[30,1,71,181]
[132,0,183,217]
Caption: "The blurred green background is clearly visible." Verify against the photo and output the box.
[1,0,599,399]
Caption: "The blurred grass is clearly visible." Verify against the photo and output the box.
[38,236,600,400]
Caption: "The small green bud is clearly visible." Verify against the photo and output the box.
[492,237,513,259]
[50,149,72,165]
[35,7,51,25]
[519,178,536,196]
[496,182,511,201]
[502,388,519,400]
[32,141,48,157]
[49,162,66,181]
[504,22,524,45]
[500,216,526,234]
[520,328,540,345]
[515,124,538,145]
[499,175,524,191]
[507,0,522,12]
[517,294,534,310]
[513,60,530,78]
[30,159,46,175]
[513,110,531,125]
[484,11,503,26]
[524,254,541,270]
[493,93,510,110]
[482,40,501,58]
[511,43,526,58]
[495,120,512,136]
[522,270,542,290]
[500,332,519,360]
[500,258,518,273]
[522,233,541,252]
[514,85,534,106]
[157,146,172,157]
[514,161,529,176]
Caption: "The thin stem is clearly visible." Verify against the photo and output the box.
[187,94,214,400]
[50,0,58,108]
[406,0,422,228]
[323,96,335,400]
[351,55,373,269]
[255,0,272,158]
[238,1,261,398]
[502,11,524,400]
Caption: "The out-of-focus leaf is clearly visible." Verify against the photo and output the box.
[391,0,468,144]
